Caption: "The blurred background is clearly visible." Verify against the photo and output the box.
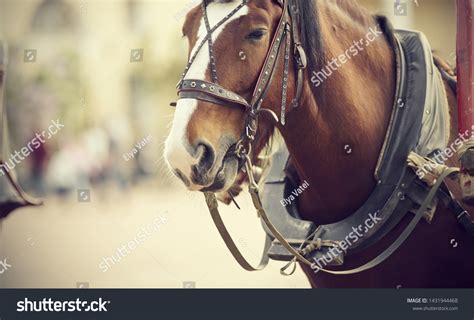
[0,0,457,288]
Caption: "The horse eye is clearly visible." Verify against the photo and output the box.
[245,29,267,40]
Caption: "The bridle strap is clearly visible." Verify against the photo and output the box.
[288,0,307,108]
[249,4,289,107]
[177,0,248,88]
[176,0,293,125]
[235,1,290,155]
[280,24,291,125]
[202,1,219,84]
[179,79,250,109]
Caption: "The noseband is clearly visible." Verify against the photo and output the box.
[173,0,312,272]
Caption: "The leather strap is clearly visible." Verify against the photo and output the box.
[204,153,459,274]
[179,79,250,109]
[280,25,291,125]
[202,1,219,84]
[177,1,247,88]
[288,0,307,108]
[204,155,321,271]
[249,4,289,107]
[312,166,459,275]
[204,192,271,271]
[177,87,280,123]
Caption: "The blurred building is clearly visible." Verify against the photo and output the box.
[0,0,193,190]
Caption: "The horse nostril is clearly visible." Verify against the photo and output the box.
[196,142,215,171]
[191,142,216,185]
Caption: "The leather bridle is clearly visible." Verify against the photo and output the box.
[175,0,306,151]
[173,0,313,272]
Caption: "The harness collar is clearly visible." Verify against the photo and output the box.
[260,23,464,271]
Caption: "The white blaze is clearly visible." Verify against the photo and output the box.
[165,1,248,188]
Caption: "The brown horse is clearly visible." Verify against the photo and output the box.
[165,0,474,288]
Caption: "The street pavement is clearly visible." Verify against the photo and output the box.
[0,183,310,288]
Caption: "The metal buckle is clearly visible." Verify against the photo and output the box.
[235,140,252,159]
[246,125,256,141]
[294,43,307,69]
[245,112,258,139]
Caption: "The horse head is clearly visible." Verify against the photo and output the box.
[164,0,298,194]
